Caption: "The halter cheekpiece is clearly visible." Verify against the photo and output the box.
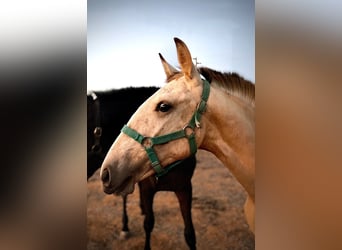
[121,79,210,178]
[89,91,104,155]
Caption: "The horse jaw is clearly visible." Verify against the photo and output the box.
[138,168,155,182]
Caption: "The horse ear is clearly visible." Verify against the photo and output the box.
[174,37,200,81]
[159,53,179,80]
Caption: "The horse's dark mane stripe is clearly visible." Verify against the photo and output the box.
[199,67,255,104]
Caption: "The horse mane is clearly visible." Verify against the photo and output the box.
[199,67,255,105]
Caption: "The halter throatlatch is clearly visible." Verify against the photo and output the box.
[121,79,210,178]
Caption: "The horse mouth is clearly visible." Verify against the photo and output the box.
[103,176,135,196]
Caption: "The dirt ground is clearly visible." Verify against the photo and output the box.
[87,150,255,250]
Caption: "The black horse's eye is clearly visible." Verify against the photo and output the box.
[156,102,172,112]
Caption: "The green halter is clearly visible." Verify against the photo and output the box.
[121,79,210,178]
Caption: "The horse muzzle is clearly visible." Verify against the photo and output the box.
[100,167,111,187]
[100,163,135,195]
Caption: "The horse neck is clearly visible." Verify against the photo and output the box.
[200,85,255,199]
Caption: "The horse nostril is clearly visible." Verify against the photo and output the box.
[101,168,111,187]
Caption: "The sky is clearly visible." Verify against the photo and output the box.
[88,0,254,91]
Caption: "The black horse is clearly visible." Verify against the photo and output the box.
[87,87,197,250]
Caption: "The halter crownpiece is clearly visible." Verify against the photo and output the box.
[121,79,210,178]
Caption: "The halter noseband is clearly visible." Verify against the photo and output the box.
[121,79,210,178]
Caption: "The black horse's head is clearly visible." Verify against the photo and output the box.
[87,87,159,179]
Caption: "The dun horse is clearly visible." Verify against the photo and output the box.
[87,87,197,250]
[100,38,255,233]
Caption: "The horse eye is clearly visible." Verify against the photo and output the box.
[157,102,172,112]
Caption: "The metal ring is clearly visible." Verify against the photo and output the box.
[91,144,102,153]
[183,125,195,138]
[94,127,102,137]
[142,137,153,148]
